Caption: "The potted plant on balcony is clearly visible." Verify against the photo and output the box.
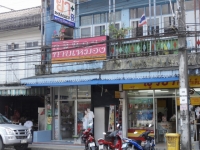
[106,24,132,58]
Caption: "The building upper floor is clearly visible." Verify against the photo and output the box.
[0,6,41,32]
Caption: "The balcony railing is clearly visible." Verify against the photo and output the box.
[109,37,179,59]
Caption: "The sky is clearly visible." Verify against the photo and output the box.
[0,0,41,13]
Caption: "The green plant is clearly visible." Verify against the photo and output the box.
[105,24,132,39]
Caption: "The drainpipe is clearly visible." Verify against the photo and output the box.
[149,0,152,54]
[194,0,197,52]
[154,0,156,55]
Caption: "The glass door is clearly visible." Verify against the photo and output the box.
[60,100,75,140]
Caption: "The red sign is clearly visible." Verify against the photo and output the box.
[52,36,107,63]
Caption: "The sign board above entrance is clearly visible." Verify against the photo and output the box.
[51,36,108,63]
[51,0,75,28]
[123,76,200,90]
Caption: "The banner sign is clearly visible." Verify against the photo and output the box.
[123,76,200,90]
[52,36,108,63]
[51,0,75,28]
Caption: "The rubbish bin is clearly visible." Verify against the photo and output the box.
[165,133,180,150]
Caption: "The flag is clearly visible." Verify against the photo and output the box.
[138,14,147,27]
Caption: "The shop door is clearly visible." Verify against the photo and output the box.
[60,100,75,140]
[155,98,176,144]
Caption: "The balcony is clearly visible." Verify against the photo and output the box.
[109,37,179,59]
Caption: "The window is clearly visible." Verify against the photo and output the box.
[162,4,170,15]
[94,13,107,24]
[109,23,120,38]
[130,8,144,19]
[26,42,32,48]
[33,41,38,47]
[7,43,19,50]
[131,21,143,37]
[81,27,91,38]
[94,25,105,36]
[147,18,159,35]
[145,5,161,17]
[164,17,176,34]
[185,0,198,11]
[26,41,39,48]
[81,15,93,26]
[110,11,121,22]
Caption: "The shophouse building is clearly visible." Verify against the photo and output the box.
[0,7,46,125]
[20,0,200,146]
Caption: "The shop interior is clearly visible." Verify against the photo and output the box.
[127,89,177,143]
[0,96,44,127]
[52,86,91,141]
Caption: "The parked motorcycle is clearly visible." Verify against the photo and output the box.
[98,124,122,150]
[121,130,155,150]
[81,123,96,150]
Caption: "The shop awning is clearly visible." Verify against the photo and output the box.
[21,70,179,87]
[0,86,46,96]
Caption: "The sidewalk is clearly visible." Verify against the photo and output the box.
[29,143,84,150]
[28,143,166,150]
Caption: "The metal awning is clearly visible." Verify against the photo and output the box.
[21,70,179,87]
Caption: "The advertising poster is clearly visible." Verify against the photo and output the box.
[108,106,115,132]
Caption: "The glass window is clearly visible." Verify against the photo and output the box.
[154,89,175,96]
[26,42,32,48]
[94,25,105,36]
[60,101,75,140]
[130,8,136,19]
[81,27,91,38]
[164,17,176,34]
[147,18,159,35]
[162,4,170,15]
[128,97,154,128]
[115,11,121,21]
[60,86,77,100]
[7,45,11,50]
[81,15,93,26]
[78,85,91,99]
[94,13,107,24]
[145,5,161,17]
[131,21,143,37]
[127,90,153,97]
[33,41,38,47]
[185,0,198,11]
[14,44,19,49]
[94,14,101,24]
[77,101,91,134]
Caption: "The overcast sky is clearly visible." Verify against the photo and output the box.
[0,0,41,13]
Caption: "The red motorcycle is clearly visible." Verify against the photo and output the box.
[81,125,96,150]
[98,124,122,150]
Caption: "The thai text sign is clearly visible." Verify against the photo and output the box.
[52,36,107,63]
[123,76,200,90]
[51,0,75,28]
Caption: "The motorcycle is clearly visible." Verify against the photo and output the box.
[81,123,96,150]
[98,124,122,150]
[121,130,155,150]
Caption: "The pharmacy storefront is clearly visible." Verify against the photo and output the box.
[123,76,200,144]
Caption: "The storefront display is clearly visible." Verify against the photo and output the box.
[51,86,91,141]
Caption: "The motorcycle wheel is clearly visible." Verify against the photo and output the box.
[90,146,96,150]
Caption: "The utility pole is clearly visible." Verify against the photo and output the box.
[178,0,191,149]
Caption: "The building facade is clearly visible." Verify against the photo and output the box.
[0,7,46,124]
[21,0,200,146]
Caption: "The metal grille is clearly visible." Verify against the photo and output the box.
[16,136,27,139]
[13,129,28,135]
